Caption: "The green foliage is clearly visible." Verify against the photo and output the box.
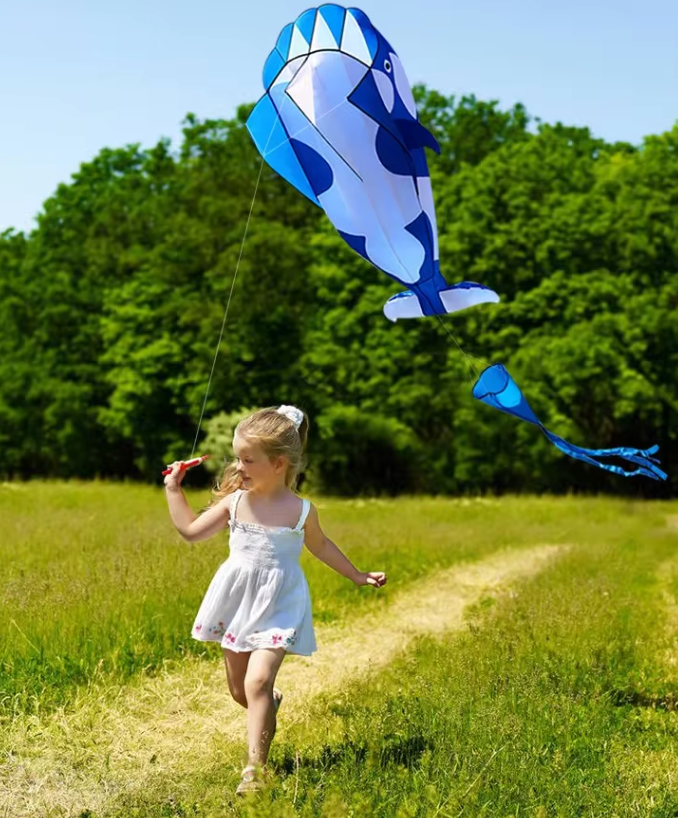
[201,407,257,476]
[0,94,676,493]
[314,405,425,495]
[414,86,531,174]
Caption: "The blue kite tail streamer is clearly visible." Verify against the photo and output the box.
[543,432,667,481]
[472,364,667,481]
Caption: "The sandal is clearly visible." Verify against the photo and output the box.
[235,765,265,796]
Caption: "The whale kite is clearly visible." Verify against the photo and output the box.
[246,4,500,321]
[245,6,666,482]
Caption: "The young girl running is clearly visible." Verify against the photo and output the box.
[164,405,387,795]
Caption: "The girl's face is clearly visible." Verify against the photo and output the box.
[233,434,286,491]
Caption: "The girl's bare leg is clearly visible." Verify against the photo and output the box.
[222,648,251,708]
[243,647,286,767]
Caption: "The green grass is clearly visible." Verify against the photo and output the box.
[3,484,678,815]
[267,525,678,817]
[0,482,583,718]
[1,483,674,723]
[103,507,678,817]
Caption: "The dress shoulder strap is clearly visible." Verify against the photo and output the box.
[229,489,244,520]
[294,498,311,531]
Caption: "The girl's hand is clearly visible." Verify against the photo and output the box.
[356,571,387,588]
[164,461,187,493]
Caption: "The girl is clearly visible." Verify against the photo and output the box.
[164,405,387,795]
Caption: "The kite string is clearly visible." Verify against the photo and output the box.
[189,91,354,459]
[433,312,482,381]
[190,153,267,458]
[189,91,296,458]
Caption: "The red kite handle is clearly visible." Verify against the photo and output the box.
[162,455,210,476]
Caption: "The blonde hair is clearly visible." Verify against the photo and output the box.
[212,406,309,501]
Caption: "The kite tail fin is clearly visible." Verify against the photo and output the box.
[383,281,500,322]
[543,432,667,481]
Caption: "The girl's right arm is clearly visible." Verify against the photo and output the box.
[164,461,232,543]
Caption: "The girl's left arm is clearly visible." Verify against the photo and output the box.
[304,504,387,588]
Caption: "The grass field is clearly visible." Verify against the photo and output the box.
[2,483,678,816]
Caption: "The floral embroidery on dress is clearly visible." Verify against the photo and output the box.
[206,621,227,638]
[247,628,297,648]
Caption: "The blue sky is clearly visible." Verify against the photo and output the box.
[1,0,676,234]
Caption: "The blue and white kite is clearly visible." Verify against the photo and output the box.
[246,6,665,482]
[473,364,667,480]
[247,5,500,321]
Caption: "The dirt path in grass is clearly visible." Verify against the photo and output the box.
[2,544,563,818]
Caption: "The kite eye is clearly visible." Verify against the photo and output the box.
[384,59,392,73]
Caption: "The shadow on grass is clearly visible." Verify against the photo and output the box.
[607,687,678,712]
[272,732,435,776]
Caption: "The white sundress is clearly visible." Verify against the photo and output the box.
[191,489,316,655]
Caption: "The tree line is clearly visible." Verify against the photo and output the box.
[1,89,676,495]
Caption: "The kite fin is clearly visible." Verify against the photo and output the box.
[383,281,500,322]
[395,118,441,154]
[472,364,667,481]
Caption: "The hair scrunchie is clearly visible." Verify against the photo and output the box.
[276,405,304,430]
